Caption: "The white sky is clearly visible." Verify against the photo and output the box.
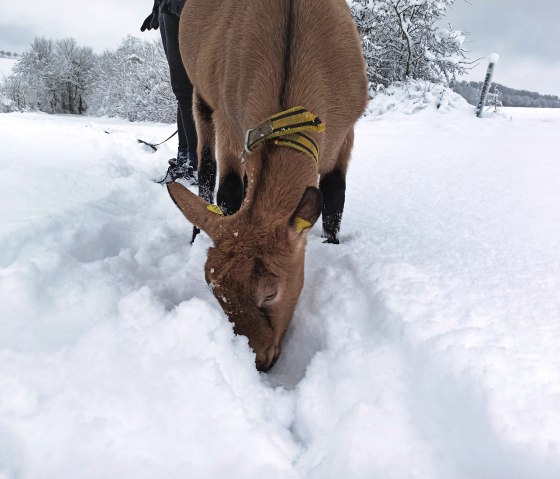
[0,0,160,54]
[1,0,559,95]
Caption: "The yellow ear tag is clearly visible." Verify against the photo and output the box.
[294,217,312,233]
[207,205,224,216]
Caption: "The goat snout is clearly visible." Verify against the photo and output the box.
[256,345,281,372]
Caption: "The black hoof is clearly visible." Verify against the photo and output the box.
[322,237,340,245]
[191,226,200,244]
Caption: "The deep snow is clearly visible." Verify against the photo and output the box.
[1,99,560,478]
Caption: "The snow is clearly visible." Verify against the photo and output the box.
[0,58,17,76]
[1,101,560,477]
[366,80,470,117]
[489,53,500,64]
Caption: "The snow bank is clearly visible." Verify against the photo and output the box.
[1,108,560,477]
[366,80,472,118]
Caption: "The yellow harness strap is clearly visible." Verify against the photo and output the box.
[242,106,326,163]
[273,132,321,163]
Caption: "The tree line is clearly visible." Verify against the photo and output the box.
[0,35,176,121]
[13,1,556,118]
[0,51,20,58]
[451,81,560,108]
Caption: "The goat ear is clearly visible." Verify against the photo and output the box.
[167,182,224,241]
[289,187,323,236]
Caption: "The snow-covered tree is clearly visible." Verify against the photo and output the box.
[5,35,175,120]
[90,36,175,122]
[0,74,28,112]
[13,37,56,111]
[12,36,96,114]
[52,38,97,114]
[488,84,502,112]
[349,0,468,88]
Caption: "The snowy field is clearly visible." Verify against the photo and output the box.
[1,98,560,478]
[0,58,16,76]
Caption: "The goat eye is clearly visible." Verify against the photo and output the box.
[264,291,277,302]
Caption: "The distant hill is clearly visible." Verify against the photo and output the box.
[451,80,560,108]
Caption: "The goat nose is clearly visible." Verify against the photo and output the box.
[256,346,280,372]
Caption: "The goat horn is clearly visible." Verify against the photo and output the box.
[167,182,227,241]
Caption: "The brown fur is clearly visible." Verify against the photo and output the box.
[169,0,368,370]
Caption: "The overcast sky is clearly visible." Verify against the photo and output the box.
[1,0,559,95]
[447,0,560,95]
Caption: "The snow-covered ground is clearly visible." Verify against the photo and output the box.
[0,58,16,76]
[1,100,560,478]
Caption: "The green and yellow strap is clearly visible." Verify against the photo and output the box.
[242,106,326,163]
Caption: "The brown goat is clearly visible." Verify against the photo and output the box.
[168,0,368,371]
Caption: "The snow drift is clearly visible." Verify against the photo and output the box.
[366,80,471,117]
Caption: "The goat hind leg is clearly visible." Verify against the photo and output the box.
[320,130,353,244]
[192,92,216,242]
[320,169,345,244]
